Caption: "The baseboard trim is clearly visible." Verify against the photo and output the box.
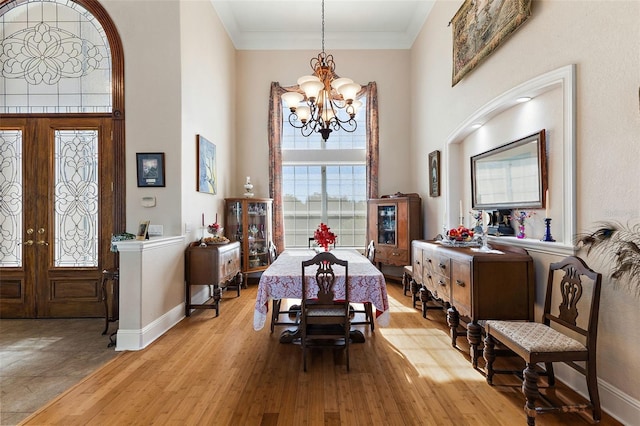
[115,303,184,351]
[555,363,640,424]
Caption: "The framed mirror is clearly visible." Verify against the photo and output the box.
[471,129,547,210]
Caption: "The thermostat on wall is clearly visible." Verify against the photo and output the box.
[141,196,156,207]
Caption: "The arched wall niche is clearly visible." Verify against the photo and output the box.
[443,64,576,256]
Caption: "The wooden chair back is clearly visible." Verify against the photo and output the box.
[300,251,350,371]
[544,256,602,356]
[268,241,278,263]
[366,240,375,263]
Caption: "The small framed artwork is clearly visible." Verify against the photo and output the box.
[136,220,150,240]
[136,153,165,187]
[197,135,217,194]
[429,150,441,197]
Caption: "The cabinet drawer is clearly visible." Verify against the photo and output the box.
[412,246,423,283]
[424,252,450,277]
[425,272,450,302]
[219,249,240,282]
[376,247,409,266]
[451,260,471,317]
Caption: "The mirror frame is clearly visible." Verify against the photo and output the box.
[471,129,547,210]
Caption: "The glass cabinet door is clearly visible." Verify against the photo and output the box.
[227,201,243,243]
[377,204,397,245]
[247,201,269,269]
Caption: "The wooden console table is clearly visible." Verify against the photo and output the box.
[185,241,242,317]
[411,240,535,367]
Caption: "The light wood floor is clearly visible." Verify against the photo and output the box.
[22,282,621,425]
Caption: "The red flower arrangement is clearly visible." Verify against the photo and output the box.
[314,223,337,251]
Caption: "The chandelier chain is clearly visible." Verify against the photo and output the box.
[281,0,361,142]
[321,0,325,53]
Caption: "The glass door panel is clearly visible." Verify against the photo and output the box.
[377,204,397,245]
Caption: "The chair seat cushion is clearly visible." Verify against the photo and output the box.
[486,321,587,353]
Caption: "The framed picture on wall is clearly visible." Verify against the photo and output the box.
[429,150,440,197]
[136,153,165,187]
[197,135,217,194]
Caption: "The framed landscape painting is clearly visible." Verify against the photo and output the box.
[197,135,216,194]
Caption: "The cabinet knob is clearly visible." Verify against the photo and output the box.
[438,263,446,269]
[456,279,465,287]
[438,279,446,286]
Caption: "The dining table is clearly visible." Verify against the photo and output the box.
[254,248,390,343]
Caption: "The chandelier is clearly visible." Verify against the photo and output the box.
[281,0,362,142]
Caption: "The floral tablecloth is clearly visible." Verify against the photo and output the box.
[254,249,390,330]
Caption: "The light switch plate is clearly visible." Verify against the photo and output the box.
[148,225,163,236]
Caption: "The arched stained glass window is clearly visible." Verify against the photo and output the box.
[0,0,112,113]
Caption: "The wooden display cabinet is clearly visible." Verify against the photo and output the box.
[367,193,422,268]
[224,198,273,286]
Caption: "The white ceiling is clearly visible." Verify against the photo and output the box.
[210,0,436,50]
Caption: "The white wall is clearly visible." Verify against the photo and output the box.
[411,0,640,422]
[100,0,238,346]
[235,49,413,197]
[179,0,237,240]
[103,0,184,236]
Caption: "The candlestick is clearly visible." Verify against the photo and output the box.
[545,189,550,218]
[542,218,556,242]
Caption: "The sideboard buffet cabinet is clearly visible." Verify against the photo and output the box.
[185,241,242,317]
[367,193,422,268]
[411,240,535,367]
[224,198,273,287]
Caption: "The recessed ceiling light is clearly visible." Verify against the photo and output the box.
[516,96,532,103]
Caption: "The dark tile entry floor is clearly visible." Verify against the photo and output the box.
[0,318,120,425]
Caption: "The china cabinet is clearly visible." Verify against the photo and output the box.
[224,198,273,286]
[367,193,422,267]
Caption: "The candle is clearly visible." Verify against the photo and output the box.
[202,213,204,226]
[459,200,463,219]
[215,213,218,223]
[246,176,251,184]
[545,189,550,218]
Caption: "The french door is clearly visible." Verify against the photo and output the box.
[0,116,116,318]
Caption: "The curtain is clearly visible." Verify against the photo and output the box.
[268,81,379,251]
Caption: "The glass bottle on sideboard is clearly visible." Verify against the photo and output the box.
[224,198,273,286]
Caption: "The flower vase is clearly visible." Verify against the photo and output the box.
[517,224,526,239]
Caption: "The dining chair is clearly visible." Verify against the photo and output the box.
[350,241,375,332]
[483,256,602,425]
[301,251,350,372]
[269,242,301,333]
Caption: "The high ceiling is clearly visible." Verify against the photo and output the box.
[210,0,436,50]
